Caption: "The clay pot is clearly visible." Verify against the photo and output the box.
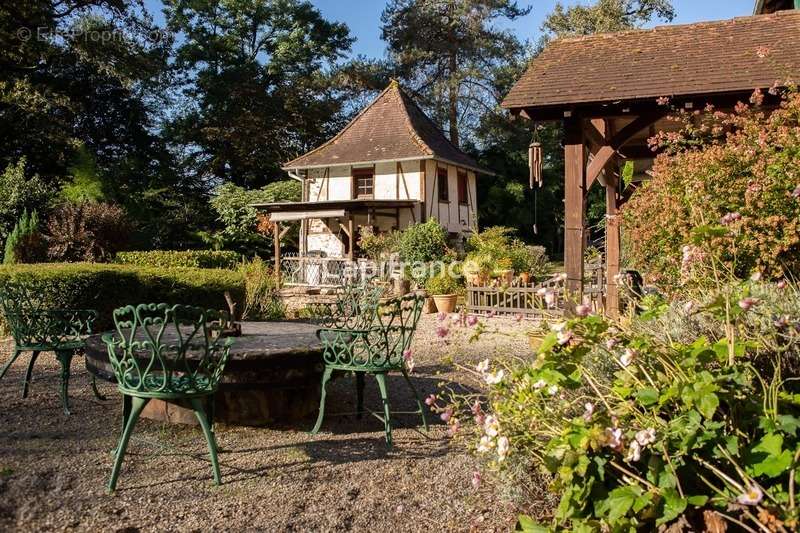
[519,272,531,285]
[423,296,437,314]
[432,294,457,314]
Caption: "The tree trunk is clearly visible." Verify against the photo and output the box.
[448,52,459,147]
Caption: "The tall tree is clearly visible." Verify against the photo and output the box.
[381,0,530,148]
[542,0,675,38]
[164,0,354,188]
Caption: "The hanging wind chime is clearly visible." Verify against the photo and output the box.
[529,125,543,234]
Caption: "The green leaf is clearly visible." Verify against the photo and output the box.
[598,486,641,521]
[687,495,709,506]
[637,387,660,406]
[750,433,794,478]
[515,515,550,533]
[658,488,687,526]
[777,415,800,436]
[697,393,719,419]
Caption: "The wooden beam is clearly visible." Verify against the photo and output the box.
[347,216,355,261]
[585,113,664,189]
[564,116,586,312]
[273,222,281,285]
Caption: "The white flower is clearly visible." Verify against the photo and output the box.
[484,415,500,437]
[476,359,490,374]
[582,403,594,422]
[477,435,494,453]
[544,291,556,306]
[620,348,637,367]
[635,428,657,446]
[604,427,623,451]
[605,338,619,350]
[551,321,567,332]
[683,301,696,315]
[485,369,505,385]
[547,385,559,396]
[574,303,591,317]
[536,287,548,296]
[750,271,762,282]
[625,440,642,462]
[737,484,764,505]
[557,330,573,346]
[497,436,510,461]
[533,379,547,390]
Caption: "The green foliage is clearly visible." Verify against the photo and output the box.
[357,226,401,261]
[45,202,131,262]
[115,250,241,270]
[543,0,675,38]
[61,145,106,203]
[238,256,285,321]
[397,219,449,263]
[208,181,301,255]
[465,226,550,279]
[623,91,800,290]
[164,0,354,187]
[3,210,44,265]
[0,158,53,250]
[381,0,530,147]
[425,271,463,296]
[0,263,245,331]
[509,245,550,280]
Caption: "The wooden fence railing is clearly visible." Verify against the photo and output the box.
[466,262,605,318]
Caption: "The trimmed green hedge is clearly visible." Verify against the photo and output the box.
[0,263,245,331]
[114,250,241,269]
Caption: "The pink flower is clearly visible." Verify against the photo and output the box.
[575,303,591,317]
[544,291,556,307]
[436,325,450,338]
[604,427,624,452]
[496,436,510,461]
[683,301,697,315]
[625,441,642,462]
[471,471,482,489]
[514,313,523,322]
[777,279,788,289]
[750,88,765,106]
[466,314,479,326]
[471,400,482,416]
[792,184,800,199]
[582,402,594,422]
[447,418,460,437]
[635,428,657,446]
[756,46,770,59]
[440,408,452,422]
[425,394,437,406]
[486,310,495,319]
[720,212,741,225]
[605,338,618,350]
[620,348,637,367]
[737,485,764,506]
[557,330,573,346]
[738,297,759,311]
[656,96,670,106]
[750,271,762,282]
[437,312,447,322]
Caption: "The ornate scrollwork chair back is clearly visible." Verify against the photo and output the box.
[103,303,231,398]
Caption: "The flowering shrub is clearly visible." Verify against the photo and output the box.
[623,91,800,291]
[446,277,800,531]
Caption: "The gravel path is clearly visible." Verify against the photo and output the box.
[0,315,532,532]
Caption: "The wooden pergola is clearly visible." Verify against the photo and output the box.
[502,10,800,316]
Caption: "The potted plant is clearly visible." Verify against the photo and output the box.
[425,272,462,313]
[492,257,514,286]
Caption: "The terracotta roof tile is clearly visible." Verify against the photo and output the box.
[502,11,800,111]
[285,82,484,172]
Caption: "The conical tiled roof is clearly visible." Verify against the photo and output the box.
[284,81,486,173]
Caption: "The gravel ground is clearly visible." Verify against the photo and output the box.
[0,315,533,532]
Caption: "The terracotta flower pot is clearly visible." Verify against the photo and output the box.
[423,296,437,314]
[432,294,457,314]
[519,272,531,285]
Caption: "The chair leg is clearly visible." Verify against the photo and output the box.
[373,373,393,447]
[54,350,74,415]
[190,397,222,486]
[111,394,133,456]
[108,396,149,492]
[21,351,40,398]
[401,367,428,433]
[355,372,365,419]
[91,376,107,401]
[311,367,333,434]
[0,348,23,382]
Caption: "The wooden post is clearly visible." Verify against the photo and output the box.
[564,116,586,312]
[605,183,621,318]
[347,216,355,262]
[273,221,281,285]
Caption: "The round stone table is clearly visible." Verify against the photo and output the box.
[84,321,324,426]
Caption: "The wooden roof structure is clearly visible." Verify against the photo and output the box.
[502,10,800,316]
[284,81,487,174]
[755,0,798,14]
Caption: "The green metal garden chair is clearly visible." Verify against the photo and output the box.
[102,303,233,492]
[0,279,99,415]
[311,292,427,446]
